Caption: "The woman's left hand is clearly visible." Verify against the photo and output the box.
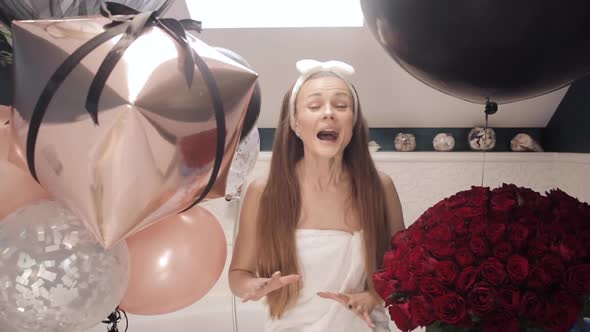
[317,291,380,328]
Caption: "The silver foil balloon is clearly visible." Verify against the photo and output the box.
[10,17,258,248]
[0,0,170,28]
[0,200,129,332]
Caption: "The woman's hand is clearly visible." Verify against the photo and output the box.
[240,271,300,302]
[317,291,380,328]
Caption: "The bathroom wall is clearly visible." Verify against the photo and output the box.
[85,151,590,332]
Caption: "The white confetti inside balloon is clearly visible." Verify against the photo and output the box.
[226,127,260,197]
[0,200,128,332]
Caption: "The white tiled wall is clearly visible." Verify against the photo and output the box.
[83,152,590,332]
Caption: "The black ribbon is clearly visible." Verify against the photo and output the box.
[102,306,128,332]
[26,0,226,210]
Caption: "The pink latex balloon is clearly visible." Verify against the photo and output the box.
[0,125,52,221]
[120,206,227,315]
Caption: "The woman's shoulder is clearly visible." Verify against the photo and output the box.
[242,176,268,201]
[246,176,268,193]
[377,171,395,189]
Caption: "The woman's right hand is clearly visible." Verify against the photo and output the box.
[240,271,300,302]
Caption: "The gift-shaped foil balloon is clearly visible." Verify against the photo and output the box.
[9,3,258,248]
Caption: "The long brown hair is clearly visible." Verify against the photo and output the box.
[257,73,391,319]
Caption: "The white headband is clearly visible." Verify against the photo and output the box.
[288,59,359,130]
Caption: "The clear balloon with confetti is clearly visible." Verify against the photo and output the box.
[0,200,129,332]
[226,126,260,197]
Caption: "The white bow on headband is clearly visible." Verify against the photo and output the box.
[296,59,356,77]
[289,59,359,130]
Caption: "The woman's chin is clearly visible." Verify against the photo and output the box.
[306,142,344,159]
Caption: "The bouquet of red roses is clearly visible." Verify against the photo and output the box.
[373,184,590,332]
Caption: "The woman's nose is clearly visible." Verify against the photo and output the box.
[322,105,334,118]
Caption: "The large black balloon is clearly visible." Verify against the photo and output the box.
[214,47,261,141]
[0,0,170,27]
[361,0,590,104]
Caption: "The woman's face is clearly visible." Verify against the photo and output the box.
[293,76,355,159]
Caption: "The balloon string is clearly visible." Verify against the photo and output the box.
[481,98,497,187]
[102,306,128,332]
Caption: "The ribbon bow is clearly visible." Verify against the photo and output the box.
[26,1,226,211]
[101,307,128,332]
[296,59,355,78]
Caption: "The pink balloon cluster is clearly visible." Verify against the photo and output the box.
[1,116,227,316]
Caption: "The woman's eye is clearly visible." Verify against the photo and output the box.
[308,105,321,110]
[335,104,348,109]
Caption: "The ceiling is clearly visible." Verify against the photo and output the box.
[167,0,570,129]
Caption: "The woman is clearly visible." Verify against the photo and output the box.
[229,59,405,331]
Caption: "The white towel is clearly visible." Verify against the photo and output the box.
[264,229,390,332]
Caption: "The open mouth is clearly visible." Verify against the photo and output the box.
[316,130,339,142]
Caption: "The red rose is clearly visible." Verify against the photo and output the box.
[434,260,459,285]
[481,310,520,332]
[395,263,411,285]
[469,236,489,257]
[548,189,579,209]
[392,240,411,261]
[446,194,468,208]
[581,229,590,254]
[389,303,417,332]
[493,183,519,194]
[527,238,548,258]
[418,276,445,296]
[409,246,429,267]
[527,266,551,289]
[467,282,497,316]
[426,224,453,242]
[449,215,469,235]
[405,227,425,246]
[413,260,436,278]
[469,216,488,235]
[426,240,456,259]
[456,266,478,294]
[518,187,542,205]
[485,223,506,244]
[391,231,407,248]
[492,241,513,261]
[553,236,583,262]
[536,195,552,213]
[401,272,418,293]
[480,257,507,286]
[507,223,529,248]
[455,206,486,218]
[497,287,521,312]
[540,254,565,280]
[544,291,582,332]
[564,264,590,294]
[516,213,540,226]
[489,210,511,224]
[469,186,489,206]
[433,293,467,325]
[381,251,397,275]
[373,274,399,302]
[521,292,546,324]
[491,193,517,212]
[506,255,529,284]
[455,247,475,267]
[410,296,435,326]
